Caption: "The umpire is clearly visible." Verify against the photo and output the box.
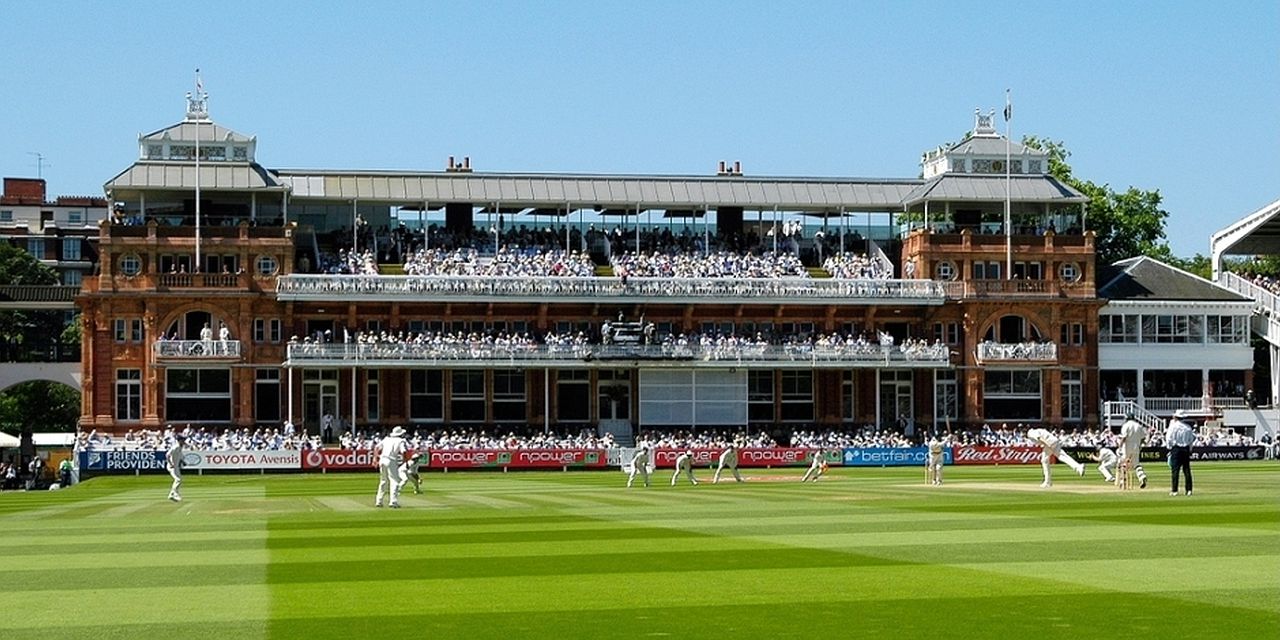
[1165,411,1196,496]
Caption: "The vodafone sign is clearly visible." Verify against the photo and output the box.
[183,450,301,470]
[302,449,379,470]
[951,446,1042,465]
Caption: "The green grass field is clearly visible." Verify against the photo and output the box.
[2,463,1277,639]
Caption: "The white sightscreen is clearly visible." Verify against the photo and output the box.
[639,369,748,426]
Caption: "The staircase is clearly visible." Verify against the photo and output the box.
[1101,400,1164,433]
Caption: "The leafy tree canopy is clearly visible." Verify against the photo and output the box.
[0,380,80,434]
[0,242,67,346]
[1022,136,1173,266]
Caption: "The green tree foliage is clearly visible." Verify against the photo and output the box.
[0,380,80,434]
[0,242,66,346]
[1022,137,1172,266]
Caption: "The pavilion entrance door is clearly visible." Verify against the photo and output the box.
[302,369,339,436]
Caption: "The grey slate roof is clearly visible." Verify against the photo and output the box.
[141,120,254,144]
[106,162,285,191]
[902,173,1086,206]
[273,171,923,210]
[1098,256,1250,302]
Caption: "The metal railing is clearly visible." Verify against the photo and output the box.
[976,341,1058,362]
[158,273,242,288]
[153,340,242,359]
[285,342,952,367]
[274,274,950,303]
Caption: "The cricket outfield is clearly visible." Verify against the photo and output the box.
[1,463,1276,639]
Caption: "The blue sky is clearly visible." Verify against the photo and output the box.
[2,1,1276,257]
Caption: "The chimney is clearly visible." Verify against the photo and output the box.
[718,161,726,175]
[463,156,471,171]
[733,161,741,175]
[447,156,455,171]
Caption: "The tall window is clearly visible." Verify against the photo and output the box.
[115,369,142,421]
[748,371,774,423]
[780,371,813,422]
[1061,369,1083,421]
[492,369,526,423]
[365,370,380,423]
[409,370,443,422]
[62,270,82,286]
[27,238,45,260]
[556,369,590,423]
[255,369,280,423]
[934,370,958,423]
[842,371,857,422]
[62,238,82,261]
[450,370,486,422]
[1060,322,1084,346]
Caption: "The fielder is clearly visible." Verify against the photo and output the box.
[1118,412,1149,489]
[627,445,652,488]
[400,450,425,495]
[374,426,408,508]
[1096,445,1118,483]
[1026,427,1085,487]
[712,442,744,483]
[165,434,185,502]
[800,448,827,482]
[671,450,699,486]
[925,435,947,486]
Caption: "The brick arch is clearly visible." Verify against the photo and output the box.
[973,307,1050,343]
[156,303,233,340]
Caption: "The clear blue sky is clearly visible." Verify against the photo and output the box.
[3,1,1276,257]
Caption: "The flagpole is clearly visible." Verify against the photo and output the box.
[194,69,203,274]
[1004,89,1012,281]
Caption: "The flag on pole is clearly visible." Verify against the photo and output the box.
[1003,89,1011,122]
[196,68,203,94]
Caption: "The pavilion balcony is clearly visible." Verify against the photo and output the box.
[153,339,242,361]
[274,275,949,305]
[975,341,1057,364]
[947,280,1095,299]
[284,342,952,369]
[157,273,244,289]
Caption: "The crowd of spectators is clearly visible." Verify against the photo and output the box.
[611,250,807,279]
[340,427,616,451]
[314,249,378,275]
[403,246,595,277]
[287,328,950,363]
[635,428,777,449]
[78,426,318,451]
[822,253,891,279]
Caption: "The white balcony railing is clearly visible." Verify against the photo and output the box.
[285,342,952,367]
[153,340,242,359]
[976,341,1057,362]
[274,274,949,304]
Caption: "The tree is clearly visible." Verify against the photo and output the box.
[1022,137,1172,266]
[0,381,80,434]
[0,242,66,347]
